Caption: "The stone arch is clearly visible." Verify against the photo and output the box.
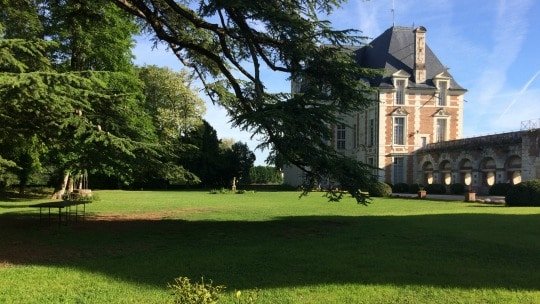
[422,161,434,185]
[459,158,473,186]
[439,160,452,185]
[479,157,496,186]
[505,155,522,184]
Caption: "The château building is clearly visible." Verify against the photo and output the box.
[284,26,540,194]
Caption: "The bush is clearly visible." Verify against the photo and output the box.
[489,183,512,196]
[506,180,540,206]
[408,183,422,194]
[368,182,392,197]
[450,183,465,195]
[392,182,409,193]
[168,277,259,304]
[168,277,224,304]
[425,183,446,194]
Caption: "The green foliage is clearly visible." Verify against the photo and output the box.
[392,183,409,193]
[489,183,512,196]
[45,0,139,72]
[249,166,283,184]
[168,277,224,304]
[114,0,380,203]
[450,183,465,195]
[0,0,43,39]
[138,66,205,142]
[368,181,392,197]
[426,184,446,194]
[506,180,540,206]
[408,183,422,194]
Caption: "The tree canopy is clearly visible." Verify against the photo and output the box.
[113,0,380,203]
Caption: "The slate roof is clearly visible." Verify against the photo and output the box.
[354,26,465,91]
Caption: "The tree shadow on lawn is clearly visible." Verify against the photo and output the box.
[0,212,539,291]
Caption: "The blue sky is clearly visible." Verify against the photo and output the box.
[133,0,540,164]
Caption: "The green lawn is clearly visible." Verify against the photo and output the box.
[1,190,539,303]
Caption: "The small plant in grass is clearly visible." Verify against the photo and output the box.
[209,188,232,194]
[168,276,224,304]
[233,289,260,304]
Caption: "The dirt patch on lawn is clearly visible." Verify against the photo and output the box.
[86,208,217,221]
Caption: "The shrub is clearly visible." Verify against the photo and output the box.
[408,183,422,194]
[168,277,224,304]
[450,183,465,195]
[506,180,540,206]
[489,183,512,196]
[425,183,446,194]
[392,182,409,193]
[368,182,392,197]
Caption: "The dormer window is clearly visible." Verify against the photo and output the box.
[438,81,448,106]
[392,70,410,105]
[395,79,405,105]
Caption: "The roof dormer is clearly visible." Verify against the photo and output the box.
[392,70,410,105]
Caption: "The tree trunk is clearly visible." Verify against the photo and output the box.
[51,172,70,199]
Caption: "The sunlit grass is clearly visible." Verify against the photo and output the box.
[1,190,539,303]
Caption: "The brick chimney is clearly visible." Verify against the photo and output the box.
[414,26,427,83]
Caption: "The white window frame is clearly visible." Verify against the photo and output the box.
[368,118,375,147]
[438,80,448,106]
[436,118,448,142]
[393,157,405,184]
[395,79,406,105]
[336,123,346,150]
[393,116,406,145]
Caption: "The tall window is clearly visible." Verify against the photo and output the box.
[393,117,405,145]
[353,124,358,149]
[438,81,448,106]
[393,157,405,184]
[436,118,447,142]
[336,124,346,150]
[421,136,427,147]
[369,119,375,146]
[395,80,405,105]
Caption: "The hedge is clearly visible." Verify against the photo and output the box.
[369,182,392,197]
[505,180,540,206]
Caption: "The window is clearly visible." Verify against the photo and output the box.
[421,136,427,147]
[436,119,447,142]
[336,124,346,150]
[393,117,405,145]
[393,157,405,184]
[395,80,405,105]
[369,119,375,146]
[353,124,358,149]
[438,81,448,106]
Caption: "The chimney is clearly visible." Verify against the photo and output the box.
[414,26,427,83]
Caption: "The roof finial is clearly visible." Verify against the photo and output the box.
[391,0,395,26]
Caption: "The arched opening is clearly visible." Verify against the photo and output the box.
[439,160,452,185]
[459,158,473,186]
[422,161,434,185]
[480,157,496,186]
[505,155,522,185]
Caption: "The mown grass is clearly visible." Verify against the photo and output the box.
[1,190,539,303]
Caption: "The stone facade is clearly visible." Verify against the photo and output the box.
[283,26,539,189]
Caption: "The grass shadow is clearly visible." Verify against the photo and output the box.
[0,212,539,291]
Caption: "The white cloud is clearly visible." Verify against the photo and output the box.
[474,0,532,106]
